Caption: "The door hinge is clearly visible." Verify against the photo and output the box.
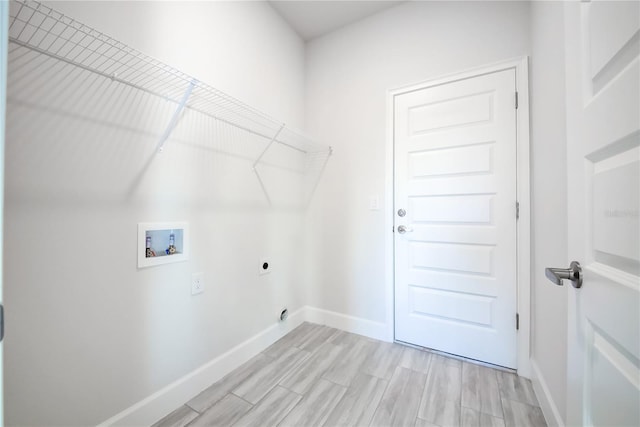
[516,313,520,330]
[515,91,519,109]
[516,201,520,220]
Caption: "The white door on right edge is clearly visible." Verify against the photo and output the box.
[0,2,7,424]
[563,1,640,426]
[394,69,517,368]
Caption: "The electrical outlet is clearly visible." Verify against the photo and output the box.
[259,258,271,275]
[191,272,204,295]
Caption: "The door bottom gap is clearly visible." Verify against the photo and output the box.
[394,339,517,373]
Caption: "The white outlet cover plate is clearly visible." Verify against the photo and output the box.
[191,272,204,295]
[259,258,271,275]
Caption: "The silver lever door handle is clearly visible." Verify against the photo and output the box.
[545,261,582,288]
[397,225,413,234]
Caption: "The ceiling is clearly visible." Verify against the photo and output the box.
[269,1,405,41]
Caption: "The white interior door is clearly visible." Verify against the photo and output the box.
[0,1,7,425]
[394,69,518,368]
[562,1,640,426]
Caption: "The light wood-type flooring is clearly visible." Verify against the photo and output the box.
[153,322,546,427]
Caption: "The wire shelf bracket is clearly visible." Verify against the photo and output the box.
[156,79,197,153]
[253,124,285,169]
[253,124,285,206]
[306,146,333,206]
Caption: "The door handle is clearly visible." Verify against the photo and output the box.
[545,261,582,288]
[397,225,413,234]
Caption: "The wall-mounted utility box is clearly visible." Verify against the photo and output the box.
[138,222,189,268]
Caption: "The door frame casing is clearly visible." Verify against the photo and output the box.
[384,56,531,377]
[0,0,7,423]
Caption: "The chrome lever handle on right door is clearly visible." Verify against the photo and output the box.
[545,261,583,288]
[397,225,413,234]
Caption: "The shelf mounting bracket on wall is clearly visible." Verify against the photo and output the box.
[253,124,285,206]
[305,146,333,206]
[156,79,198,153]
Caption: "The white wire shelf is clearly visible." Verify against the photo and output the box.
[7,0,330,156]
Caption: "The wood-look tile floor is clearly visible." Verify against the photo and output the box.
[153,322,547,427]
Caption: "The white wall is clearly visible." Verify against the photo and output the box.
[304,1,531,325]
[529,2,569,425]
[4,1,306,425]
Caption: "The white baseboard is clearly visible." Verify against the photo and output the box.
[303,306,392,342]
[98,306,389,426]
[530,358,565,427]
[98,308,306,427]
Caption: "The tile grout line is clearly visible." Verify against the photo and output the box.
[275,371,309,427]
[366,370,392,427]
[274,382,304,397]
[417,349,438,426]
[490,365,504,421]
[499,372,508,423]
[186,396,220,415]
[459,358,464,426]
[459,404,507,420]
[259,342,314,427]
[413,363,429,425]
[184,403,202,415]
[230,391,256,407]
